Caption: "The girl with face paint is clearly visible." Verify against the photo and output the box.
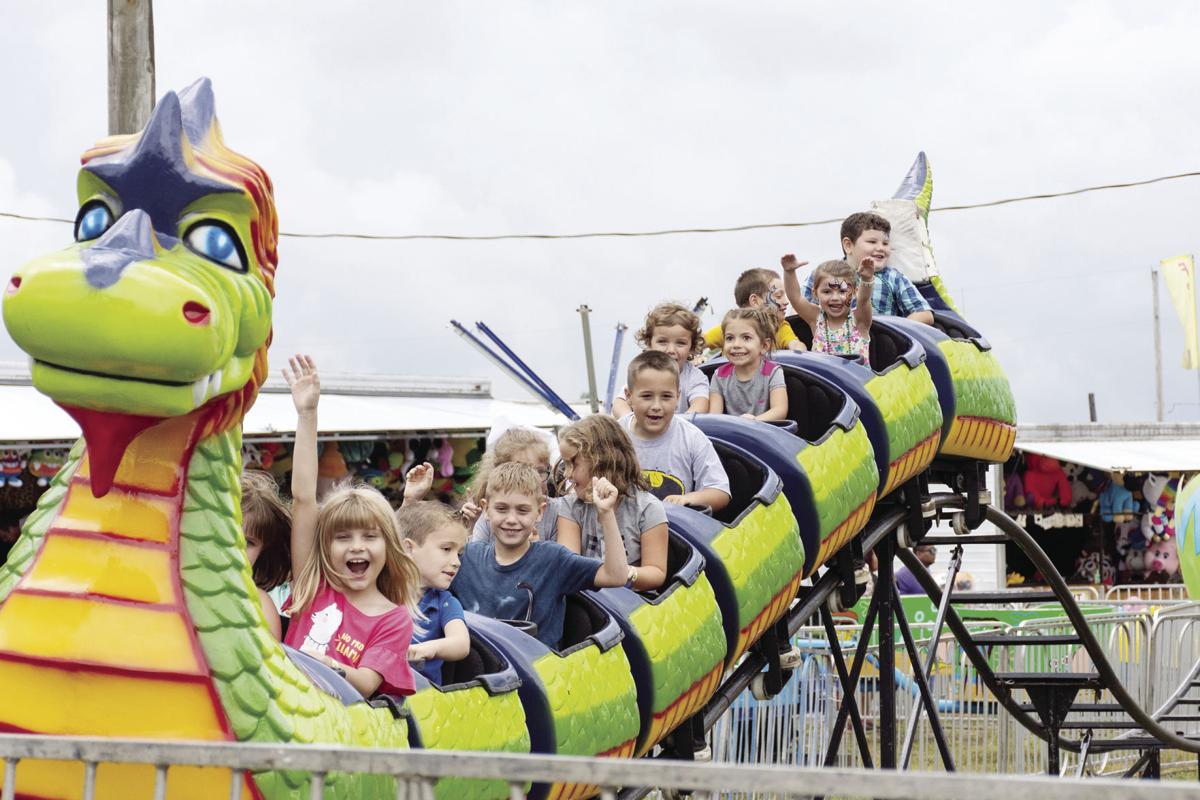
[780,255,874,359]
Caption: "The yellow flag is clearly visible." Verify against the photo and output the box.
[1161,254,1199,369]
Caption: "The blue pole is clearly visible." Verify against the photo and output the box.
[474,321,579,419]
[449,321,576,418]
[603,323,627,414]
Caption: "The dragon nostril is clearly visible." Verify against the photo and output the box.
[182,301,211,325]
[6,277,20,295]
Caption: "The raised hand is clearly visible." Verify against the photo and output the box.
[459,500,482,526]
[780,254,808,273]
[282,355,320,414]
[858,257,876,282]
[592,476,620,514]
[404,462,434,502]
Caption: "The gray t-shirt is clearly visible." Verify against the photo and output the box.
[471,495,560,544]
[558,490,667,565]
[621,361,709,414]
[618,414,730,501]
[709,360,786,417]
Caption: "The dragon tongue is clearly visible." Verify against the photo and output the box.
[60,404,165,497]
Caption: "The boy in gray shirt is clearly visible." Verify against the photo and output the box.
[619,350,731,514]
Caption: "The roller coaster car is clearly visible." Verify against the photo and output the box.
[885,311,1017,464]
[586,531,726,755]
[780,316,944,499]
[691,367,879,578]
[660,440,803,667]
[466,602,640,800]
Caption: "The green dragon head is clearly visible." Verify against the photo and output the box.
[2,78,277,494]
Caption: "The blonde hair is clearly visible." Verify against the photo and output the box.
[557,415,647,498]
[396,501,466,546]
[636,303,704,359]
[811,259,857,292]
[484,461,546,503]
[720,307,777,351]
[240,470,291,591]
[467,427,551,504]
[290,484,421,616]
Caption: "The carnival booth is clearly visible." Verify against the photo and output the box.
[1003,424,1200,591]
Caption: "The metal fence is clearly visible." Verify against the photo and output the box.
[1,734,1199,800]
[706,601,1200,780]
[1104,584,1190,602]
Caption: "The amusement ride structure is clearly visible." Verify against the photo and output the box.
[0,80,1196,799]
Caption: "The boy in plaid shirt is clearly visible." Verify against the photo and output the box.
[788,211,933,325]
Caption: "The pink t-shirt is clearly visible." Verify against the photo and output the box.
[285,580,415,696]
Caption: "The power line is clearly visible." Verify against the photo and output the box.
[2,168,1198,243]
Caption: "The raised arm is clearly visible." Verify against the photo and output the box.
[855,258,876,336]
[284,355,321,581]
[781,254,820,327]
[589,478,630,587]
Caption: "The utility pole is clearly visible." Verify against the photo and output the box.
[577,305,599,414]
[1152,267,1163,422]
[108,0,156,135]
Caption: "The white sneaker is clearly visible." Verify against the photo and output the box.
[692,744,712,762]
[779,647,803,670]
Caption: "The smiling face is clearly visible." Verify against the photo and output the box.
[722,318,768,366]
[328,526,388,594]
[404,523,466,590]
[648,324,696,371]
[816,274,855,321]
[842,228,890,271]
[482,489,545,556]
[625,366,679,437]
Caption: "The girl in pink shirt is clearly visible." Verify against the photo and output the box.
[283,355,422,697]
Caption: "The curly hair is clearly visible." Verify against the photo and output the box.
[840,211,891,247]
[720,307,777,351]
[240,470,291,591]
[557,414,647,498]
[635,302,704,359]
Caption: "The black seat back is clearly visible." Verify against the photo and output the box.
[710,440,766,525]
[559,593,610,652]
[442,632,505,687]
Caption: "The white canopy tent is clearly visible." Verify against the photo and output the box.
[1015,423,1200,473]
[0,366,573,446]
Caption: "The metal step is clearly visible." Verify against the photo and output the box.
[1058,720,1142,730]
[1018,702,1124,713]
[1158,714,1200,723]
[994,671,1103,690]
[972,633,1081,647]
[1084,737,1171,753]
[920,533,1010,546]
[951,590,1058,604]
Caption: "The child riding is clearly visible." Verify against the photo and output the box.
[557,415,670,591]
[782,256,875,359]
[708,308,789,421]
[612,302,710,417]
[702,268,806,353]
[451,462,630,649]
[284,355,423,698]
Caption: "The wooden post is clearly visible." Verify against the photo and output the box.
[108,0,156,135]
[1088,392,1097,422]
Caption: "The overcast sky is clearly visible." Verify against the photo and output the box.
[2,2,1199,426]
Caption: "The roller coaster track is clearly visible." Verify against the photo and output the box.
[624,490,1199,797]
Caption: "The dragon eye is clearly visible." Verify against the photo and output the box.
[184,221,247,272]
[74,201,115,242]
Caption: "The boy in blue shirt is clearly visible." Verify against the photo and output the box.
[397,501,470,684]
[786,211,933,325]
[451,462,629,649]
